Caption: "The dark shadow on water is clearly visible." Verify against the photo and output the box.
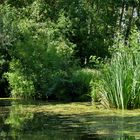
[0,99,12,106]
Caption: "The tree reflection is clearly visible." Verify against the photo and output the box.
[4,101,33,138]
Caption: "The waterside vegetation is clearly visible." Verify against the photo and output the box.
[0,0,140,109]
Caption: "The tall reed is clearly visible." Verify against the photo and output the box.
[98,30,140,109]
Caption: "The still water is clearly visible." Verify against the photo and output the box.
[0,99,140,140]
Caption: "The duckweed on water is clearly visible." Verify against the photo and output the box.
[0,99,140,140]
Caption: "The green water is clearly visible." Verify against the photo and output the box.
[0,99,140,140]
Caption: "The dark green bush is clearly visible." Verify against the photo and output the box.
[47,69,94,101]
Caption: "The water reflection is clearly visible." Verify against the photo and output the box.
[5,102,33,130]
[0,100,139,140]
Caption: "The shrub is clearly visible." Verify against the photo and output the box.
[5,13,76,99]
[0,4,19,97]
[5,60,35,99]
[47,68,94,101]
[71,69,94,101]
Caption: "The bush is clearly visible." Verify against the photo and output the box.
[47,68,94,101]
[5,60,35,99]
[71,69,94,101]
[5,12,77,99]
[0,4,19,97]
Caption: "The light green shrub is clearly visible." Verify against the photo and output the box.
[5,60,35,98]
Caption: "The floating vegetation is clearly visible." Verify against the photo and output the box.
[0,99,140,140]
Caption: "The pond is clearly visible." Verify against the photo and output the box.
[0,99,140,140]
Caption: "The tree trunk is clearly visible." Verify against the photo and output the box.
[119,0,125,31]
[125,5,135,41]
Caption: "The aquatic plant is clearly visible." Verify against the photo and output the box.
[94,29,140,109]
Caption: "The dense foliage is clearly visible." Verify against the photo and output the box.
[0,0,140,109]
